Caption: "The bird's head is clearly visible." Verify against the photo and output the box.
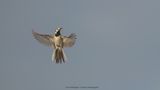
[55,27,62,36]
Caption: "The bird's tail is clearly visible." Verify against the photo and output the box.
[52,48,66,64]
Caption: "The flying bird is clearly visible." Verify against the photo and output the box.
[32,27,76,64]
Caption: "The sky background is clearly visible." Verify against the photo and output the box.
[0,0,160,90]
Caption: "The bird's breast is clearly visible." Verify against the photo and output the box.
[54,36,63,48]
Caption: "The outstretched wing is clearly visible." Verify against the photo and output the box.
[62,33,76,47]
[32,30,54,47]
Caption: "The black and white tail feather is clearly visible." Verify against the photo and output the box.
[52,48,67,63]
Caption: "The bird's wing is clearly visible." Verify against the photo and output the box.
[62,33,76,47]
[32,30,54,47]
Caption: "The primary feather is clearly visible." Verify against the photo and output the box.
[32,30,55,47]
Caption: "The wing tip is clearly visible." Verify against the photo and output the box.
[32,29,36,35]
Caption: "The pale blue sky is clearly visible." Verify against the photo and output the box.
[0,0,160,90]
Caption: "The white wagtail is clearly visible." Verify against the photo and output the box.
[32,27,76,64]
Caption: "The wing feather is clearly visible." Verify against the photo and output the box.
[32,30,54,47]
[62,33,76,47]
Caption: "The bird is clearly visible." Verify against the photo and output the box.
[32,27,76,64]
